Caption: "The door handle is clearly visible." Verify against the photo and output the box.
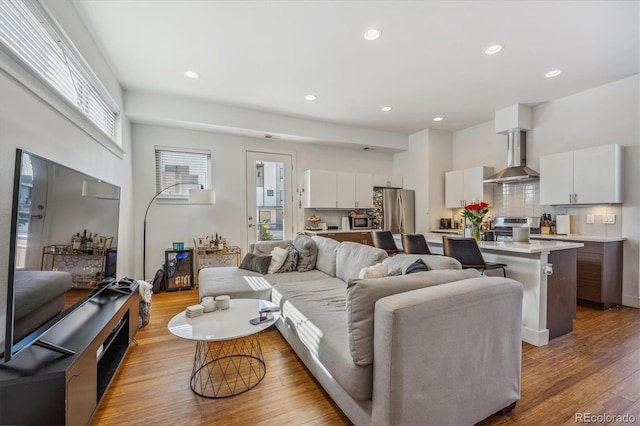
[31,214,43,219]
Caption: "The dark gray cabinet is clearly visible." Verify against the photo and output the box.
[576,241,623,310]
[0,287,139,425]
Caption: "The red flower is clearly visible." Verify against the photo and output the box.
[461,200,489,225]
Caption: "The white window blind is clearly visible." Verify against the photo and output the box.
[155,148,211,197]
[0,0,118,139]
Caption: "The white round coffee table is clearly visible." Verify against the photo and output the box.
[168,298,279,398]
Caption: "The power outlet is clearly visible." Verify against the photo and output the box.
[603,214,616,224]
[586,214,595,224]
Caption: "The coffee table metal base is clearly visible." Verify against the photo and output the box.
[190,333,266,398]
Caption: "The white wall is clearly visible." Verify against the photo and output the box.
[133,123,395,279]
[394,129,452,234]
[451,75,640,307]
[0,3,131,344]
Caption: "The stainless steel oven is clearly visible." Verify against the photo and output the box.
[493,217,541,240]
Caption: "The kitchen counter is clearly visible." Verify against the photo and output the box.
[305,229,369,234]
[531,234,625,243]
[420,232,583,347]
[430,229,461,234]
[424,233,583,254]
[430,230,625,243]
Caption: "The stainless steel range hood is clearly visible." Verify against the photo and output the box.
[483,130,539,184]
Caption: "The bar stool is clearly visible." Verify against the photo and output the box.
[442,236,507,277]
[371,230,402,255]
[401,233,432,255]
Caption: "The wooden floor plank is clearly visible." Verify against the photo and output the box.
[92,290,640,425]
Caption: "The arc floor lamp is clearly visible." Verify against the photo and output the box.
[143,183,216,280]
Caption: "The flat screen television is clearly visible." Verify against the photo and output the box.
[2,149,120,362]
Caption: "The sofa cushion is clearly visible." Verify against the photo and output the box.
[294,233,318,272]
[384,254,462,276]
[346,268,481,366]
[277,244,298,273]
[268,247,288,274]
[335,242,388,283]
[239,253,272,274]
[271,279,374,401]
[311,236,340,277]
[198,267,273,300]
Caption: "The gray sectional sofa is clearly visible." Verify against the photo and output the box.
[199,235,523,425]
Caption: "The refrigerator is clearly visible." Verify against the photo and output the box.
[373,188,415,234]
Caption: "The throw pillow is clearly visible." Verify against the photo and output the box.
[293,233,318,272]
[267,247,288,274]
[357,262,389,279]
[239,253,272,275]
[277,244,298,273]
[404,258,429,274]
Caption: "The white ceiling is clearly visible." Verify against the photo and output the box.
[72,0,639,135]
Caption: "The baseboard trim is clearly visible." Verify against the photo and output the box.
[622,295,640,309]
[521,326,549,347]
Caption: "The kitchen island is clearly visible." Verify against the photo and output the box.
[422,233,584,346]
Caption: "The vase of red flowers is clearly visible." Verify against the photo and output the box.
[461,200,489,241]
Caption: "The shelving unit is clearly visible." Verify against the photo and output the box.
[0,285,139,425]
[41,245,108,288]
[193,246,241,285]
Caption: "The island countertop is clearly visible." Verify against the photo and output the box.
[430,229,624,243]
[423,233,584,254]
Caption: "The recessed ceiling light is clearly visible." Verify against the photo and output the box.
[433,116,444,122]
[545,69,563,78]
[185,70,199,79]
[305,94,317,101]
[381,106,392,112]
[363,28,382,41]
[484,44,503,55]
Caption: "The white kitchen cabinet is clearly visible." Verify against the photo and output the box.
[304,170,374,209]
[445,166,494,208]
[304,169,337,208]
[539,151,574,205]
[355,173,374,209]
[373,175,403,188]
[336,172,356,208]
[540,144,623,205]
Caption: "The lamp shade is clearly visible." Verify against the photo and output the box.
[188,189,216,204]
[81,180,120,199]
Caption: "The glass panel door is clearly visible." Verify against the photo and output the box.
[246,151,293,247]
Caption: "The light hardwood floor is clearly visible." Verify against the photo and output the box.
[92,289,639,425]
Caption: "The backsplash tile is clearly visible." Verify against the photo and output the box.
[492,181,622,237]
[492,181,544,219]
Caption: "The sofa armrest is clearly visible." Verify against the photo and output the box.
[372,277,522,426]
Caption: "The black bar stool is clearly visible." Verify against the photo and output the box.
[401,233,432,255]
[371,230,402,255]
[442,236,507,277]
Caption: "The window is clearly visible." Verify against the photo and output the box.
[155,148,211,198]
[0,0,119,140]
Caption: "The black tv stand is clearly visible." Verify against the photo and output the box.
[0,283,139,425]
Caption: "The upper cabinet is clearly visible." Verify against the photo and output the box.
[304,170,375,209]
[445,166,494,208]
[540,144,623,205]
[304,169,336,208]
[373,175,403,188]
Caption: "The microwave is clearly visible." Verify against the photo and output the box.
[350,215,372,230]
